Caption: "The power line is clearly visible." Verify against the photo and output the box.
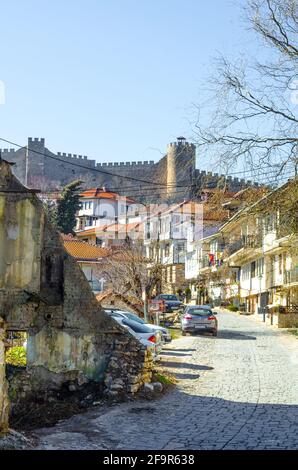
[36,170,295,196]
[0,136,281,186]
[0,137,185,189]
[0,137,295,194]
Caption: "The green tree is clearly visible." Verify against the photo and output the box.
[43,200,58,227]
[55,180,83,235]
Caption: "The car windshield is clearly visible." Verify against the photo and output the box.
[160,295,178,301]
[187,308,212,316]
[110,312,125,318]
[122,319,153,333]
[124,312,145,324]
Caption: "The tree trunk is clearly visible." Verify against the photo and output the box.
[143,290,148,323]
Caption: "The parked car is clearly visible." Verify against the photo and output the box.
[110,316,163,361]
[104,308,172,342]
[202,302,214,309]
[181,305,218,336]
[154,294,183,312]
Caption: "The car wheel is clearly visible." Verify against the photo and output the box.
[182,331,186,336]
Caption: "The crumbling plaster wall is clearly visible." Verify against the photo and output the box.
[0,161,153,416]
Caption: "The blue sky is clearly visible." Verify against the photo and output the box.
[0,0,258,169]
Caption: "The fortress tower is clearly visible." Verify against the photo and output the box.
[167,137,196,199]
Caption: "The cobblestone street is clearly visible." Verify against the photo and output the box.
[33,311,298,450]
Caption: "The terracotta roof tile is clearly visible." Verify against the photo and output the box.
[80,187,135,203]
[62,236,111,260]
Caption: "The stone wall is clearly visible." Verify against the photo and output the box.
[0,318,9,434]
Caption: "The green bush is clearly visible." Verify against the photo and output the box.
[6,346,27,367]
[226,304,239,312]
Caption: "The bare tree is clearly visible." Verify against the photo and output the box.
[101,242,163,321]
[195,0,298,184]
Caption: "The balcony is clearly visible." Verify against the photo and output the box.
[226,234,262,257]
[201,255,210,268]
[283,269,298,285]
[199,255,223,271]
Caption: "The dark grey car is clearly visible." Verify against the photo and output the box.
[181,305,218,336]
[154,294,183,312]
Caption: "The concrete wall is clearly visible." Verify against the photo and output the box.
[0,196,41,291]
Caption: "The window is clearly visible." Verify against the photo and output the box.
[165,244,170,257]
[187,308,212,316]
[256,258,264,277]
[264,214,276,234]
[122,319,153,334]
[278,254,283,275]
[251,261,256,278]
[241,264,250,281]
[159,294,178,301]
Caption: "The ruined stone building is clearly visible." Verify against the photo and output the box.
[0,137,258,203]
[0,158,153,432]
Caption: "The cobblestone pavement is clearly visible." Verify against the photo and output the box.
[33,311,298,450]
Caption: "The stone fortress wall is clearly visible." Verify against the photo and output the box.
[0,137,258,201]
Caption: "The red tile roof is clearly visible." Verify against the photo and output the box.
[61,234,111,260]
[80,187,135,203]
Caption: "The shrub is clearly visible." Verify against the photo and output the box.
[5,346,27,367]
[227,304,238,312]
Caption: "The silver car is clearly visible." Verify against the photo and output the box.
[181,305,218,336]
[104,308,172,343]
[111,316,163,361]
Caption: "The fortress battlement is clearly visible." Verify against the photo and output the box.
[197,169,259,187]
[28,137,45,144]
[0,148,16,154]
[55,151,155,169]
[96,160,155,168]
[168,141,196,149]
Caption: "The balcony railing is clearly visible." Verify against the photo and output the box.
[226,234,261,256]
[284,269,298,285]
[200,255,223,269]
[201,256,210,268]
